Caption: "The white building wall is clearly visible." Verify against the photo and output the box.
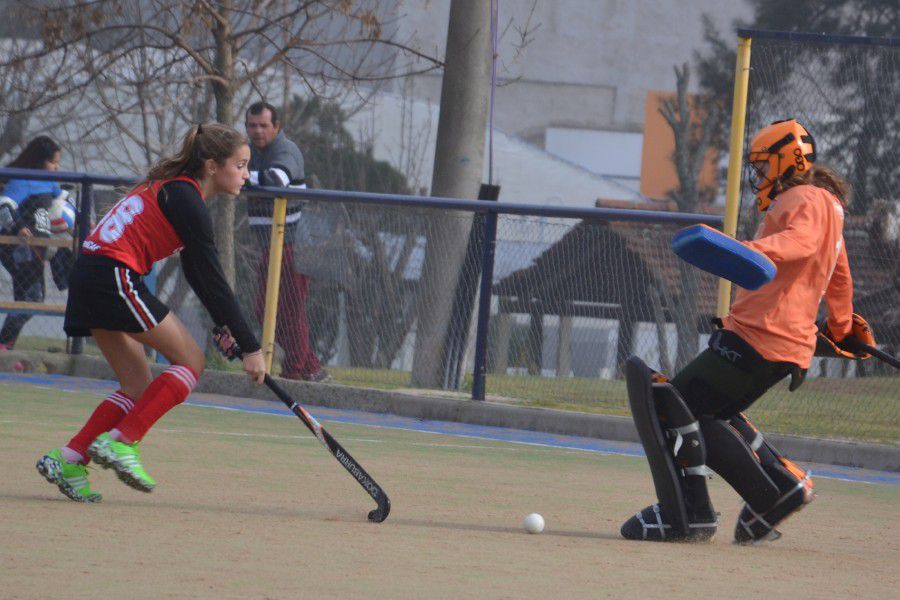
[347,90,639,207]
[392,0,752,138]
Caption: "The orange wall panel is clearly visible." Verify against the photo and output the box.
[640,91,719,201]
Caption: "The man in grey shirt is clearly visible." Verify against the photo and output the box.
[245,101,328,382]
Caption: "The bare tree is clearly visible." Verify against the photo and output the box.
[0,36,91,163]
[658,63,722,370]
[409,0,492,388]
[0,110,30,165]
[4,0,442,284]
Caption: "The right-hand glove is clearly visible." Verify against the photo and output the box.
[815,313,875,359]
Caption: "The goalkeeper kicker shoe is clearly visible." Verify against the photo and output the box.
[734,470,815,544]
[88,433,156,492]
[36,449,102,503]
[621,503,718,542]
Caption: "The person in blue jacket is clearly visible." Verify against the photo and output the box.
[0,135,65,349]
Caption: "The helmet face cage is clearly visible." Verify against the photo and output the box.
[747,119,816,212]
[747,156,778,194]
[746,150,784,211]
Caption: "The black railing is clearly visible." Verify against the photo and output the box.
[2,166,724,399]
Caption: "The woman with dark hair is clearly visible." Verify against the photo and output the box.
[0,135,65,350]
[5,135,62,172]
[36,123,266,503]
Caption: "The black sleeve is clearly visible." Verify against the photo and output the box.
[157,181,261,354]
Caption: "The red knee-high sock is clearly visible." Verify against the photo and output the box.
[115,365,198,443]
[66,390,135,463]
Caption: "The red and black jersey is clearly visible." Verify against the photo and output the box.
[82,175,199,275]
[80,175,260,353]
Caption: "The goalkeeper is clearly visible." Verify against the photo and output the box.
[621,119,876,543]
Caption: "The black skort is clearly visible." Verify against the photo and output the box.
[64,254,170,337]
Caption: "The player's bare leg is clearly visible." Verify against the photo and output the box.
[88,314,204,492]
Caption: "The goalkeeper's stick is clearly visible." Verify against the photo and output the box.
[843,337,900,370]
[214,327,391,522]
[857,343,900,370]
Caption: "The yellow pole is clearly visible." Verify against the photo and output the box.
[717,35,752,318]
[261,196,288,372]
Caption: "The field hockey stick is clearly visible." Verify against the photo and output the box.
[213,327,391,522]
[260,374,391,522]
[843,338,900,370]
[866,346,900,370]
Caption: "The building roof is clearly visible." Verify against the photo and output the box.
[493,215,720,323]
[492,210,899,335]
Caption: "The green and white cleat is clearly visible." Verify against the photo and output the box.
[88,433,156,492]
[36,450,62,484]
[36,449,102,503]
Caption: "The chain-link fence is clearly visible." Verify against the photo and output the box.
[249,203,716,383]
[2,122,896,447]
[488,214,718,380]
[0,170,131,355]
[232,191,723,406]
[228,180,897,444]
[735,30,899,443]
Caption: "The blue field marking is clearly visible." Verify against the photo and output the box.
[5,372,899,487]
[187,398,647,457]
[1,371,118,392]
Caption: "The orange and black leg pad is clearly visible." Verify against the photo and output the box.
[700,418,782,513]
[620,356,718,542]
[726,414,814,543]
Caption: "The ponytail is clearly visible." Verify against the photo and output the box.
[778,164,851,206]
[141,123,247,185]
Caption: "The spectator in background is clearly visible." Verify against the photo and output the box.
[0,135,71,350]
[245,101,329,382]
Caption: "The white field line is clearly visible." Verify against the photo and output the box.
[2,388,597,456]
[155,422,591,455]
[29,384,104,395]
[183,401,608,456]
[0,412,586,455]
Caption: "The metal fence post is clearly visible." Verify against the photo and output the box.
[442,183,501,390]
[471,208,498,401]
[70,181,93,355]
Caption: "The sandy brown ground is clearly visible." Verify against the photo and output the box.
[1,382,898,599]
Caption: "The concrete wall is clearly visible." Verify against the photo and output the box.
[346,90,642,205]
[392,0,752,138]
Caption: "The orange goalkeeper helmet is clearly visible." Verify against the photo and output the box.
[747,119,817,212]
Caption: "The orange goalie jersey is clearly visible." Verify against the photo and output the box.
[722,184,853,368]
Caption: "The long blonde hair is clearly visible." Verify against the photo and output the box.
[141,123,247,185]
[778,164,851,205]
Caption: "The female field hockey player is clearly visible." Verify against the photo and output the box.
[621,119,876,543]
[37,123,266,502]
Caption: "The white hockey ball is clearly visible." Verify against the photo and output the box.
[523,512,544,534]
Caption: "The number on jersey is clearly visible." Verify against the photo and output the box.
[94,194,145,243]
